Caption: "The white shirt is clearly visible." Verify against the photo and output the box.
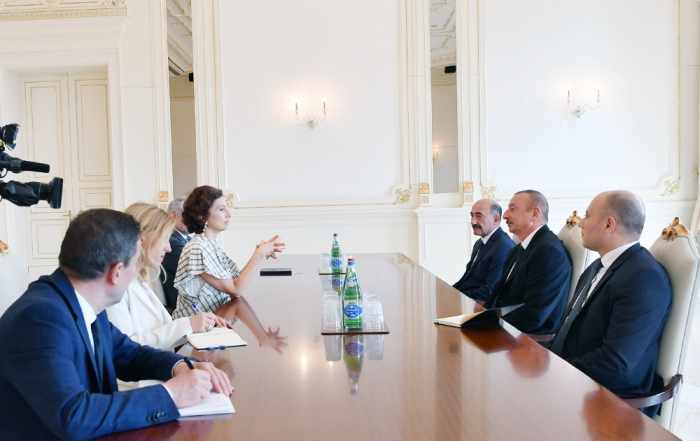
[74,290,97,353]
[506,225,544,279]
[583,241,638,305]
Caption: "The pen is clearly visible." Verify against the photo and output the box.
[184,357,195,370]
[191,302,202,313]
[201,345,227,351]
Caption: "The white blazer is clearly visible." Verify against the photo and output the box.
[107,279,193,352]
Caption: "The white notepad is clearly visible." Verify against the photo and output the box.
[138,380,235,418]
[186,327,247,351]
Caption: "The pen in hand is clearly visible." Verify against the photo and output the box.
[184,357,195,370]
[192,302,203,313]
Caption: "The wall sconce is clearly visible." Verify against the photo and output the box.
[568,90,600,118]
[433,147,439,162]
[295,99,327,129]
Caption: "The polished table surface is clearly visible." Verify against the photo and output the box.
[102,253,679,441]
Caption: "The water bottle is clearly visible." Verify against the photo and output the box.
[342,258,362,329]
[343,334,364,394]
[331,233,343,293]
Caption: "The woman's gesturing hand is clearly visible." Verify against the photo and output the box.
[256,235,286,260]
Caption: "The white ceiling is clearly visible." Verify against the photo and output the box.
[167,0,193,77]
[430,0,456,85]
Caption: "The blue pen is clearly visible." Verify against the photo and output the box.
[191,302,202,313]
[202,345,227,351]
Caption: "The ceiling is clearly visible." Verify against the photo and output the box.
[430,0,456,85]
[167,0,193,78]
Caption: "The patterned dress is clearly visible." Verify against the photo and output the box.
[171,235,240,319]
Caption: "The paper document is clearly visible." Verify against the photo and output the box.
[186,327,247,350]
[434,303,524,328]
[138,380,234,417]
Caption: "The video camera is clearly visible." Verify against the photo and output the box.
[0,124,63,209]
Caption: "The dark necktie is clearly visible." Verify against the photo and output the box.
[91,320,106,391]
[550,258,604,355]
[506,245,524,280]
[468,240,485,271]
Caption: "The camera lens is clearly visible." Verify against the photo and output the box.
[27,177,63,209]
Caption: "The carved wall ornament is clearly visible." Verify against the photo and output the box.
[420,195,430,204]
[462,181,474,193]
[662,180,680,196]
[565,211,582,229]
[694,168,699,179]
[464,194,473,203]
[661,217,689,241]
[0,240,8,255]
[419,182,431,194]
[158,191,170,203]
[225,193,237,209]
[480,184,496,200]
[394,187,411,205]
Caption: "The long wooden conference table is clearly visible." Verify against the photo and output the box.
[101,253,679,440]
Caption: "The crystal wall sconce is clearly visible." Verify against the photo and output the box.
[295,99,327,129]
[568,90,600,118]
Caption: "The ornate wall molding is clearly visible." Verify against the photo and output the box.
[480,184,496,199]
[419,182,431,194]
[663,179,680,197]
[0,0,126,20]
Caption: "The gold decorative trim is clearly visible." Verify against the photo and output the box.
[419,182,431,194]
[480,184,496,200]
[0,240,8,255]
[464,194,473,203]
[158,191,170,203]
[0,8,127,20]
[662,217,689,241]
[420,195,430,204]
[159,203,168,211]
[565,211,582,229]
[394,187,411,205]
[463,181,474,193]
[663,180,680,197]
[693,168,699,179]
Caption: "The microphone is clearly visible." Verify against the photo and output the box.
[18,160,50,173]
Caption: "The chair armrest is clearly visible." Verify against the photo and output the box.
[622,374,683,409]
[526,333,555,343]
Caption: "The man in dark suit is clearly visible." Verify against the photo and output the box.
[484,190,572,334]
[162,196,189,309]
[550,191,671,417]
[0,209,232,441]
[453,198,515,302]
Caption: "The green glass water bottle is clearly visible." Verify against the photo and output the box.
[343,334,364,394]
[331,233,343,293]
[342,258,362,329]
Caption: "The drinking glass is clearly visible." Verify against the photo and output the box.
[320,275,332,290]
[365,334,385,360]
[323,335,342,361]
[364,295,384,331]
[322,291,342,331]
[319,253,331,274]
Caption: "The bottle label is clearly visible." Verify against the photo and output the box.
[332,278,342,288]
[346,277,357,288]
[332,244,339,249]
[331,258,342,268]
[345,341,364,357]
[344,303,362,318]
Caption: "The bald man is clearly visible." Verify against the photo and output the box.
[550,191,671,417]
[453,199,515,302]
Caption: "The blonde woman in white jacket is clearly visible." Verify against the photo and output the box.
[107,203,230,358]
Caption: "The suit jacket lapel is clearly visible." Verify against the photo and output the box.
[504,226,549,284]
[49,269,103,392]
[582,244,641,305]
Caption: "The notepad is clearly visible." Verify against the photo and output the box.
[138,380,235,417]
[186,327,247,351]
[434,303,524,328]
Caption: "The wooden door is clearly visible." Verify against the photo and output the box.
[20,73,113,280]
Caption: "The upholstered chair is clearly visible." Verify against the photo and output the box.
[0,242,30,317]
[623,218,700,431]
[557,211,593,307]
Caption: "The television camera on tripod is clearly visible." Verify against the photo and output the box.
[0,124,63,209]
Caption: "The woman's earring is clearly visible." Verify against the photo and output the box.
[203,221,208,232]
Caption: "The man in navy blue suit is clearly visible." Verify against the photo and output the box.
[162,196,190,309]
[550,191,671,417]
[485,190,572,334]
[0,209,233,441]
[453,199,515,302]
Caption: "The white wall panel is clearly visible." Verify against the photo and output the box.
[220,0,403,202]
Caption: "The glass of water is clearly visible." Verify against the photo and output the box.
[322,291,342,331]
[364,294,384,331]
[319,253,331,274]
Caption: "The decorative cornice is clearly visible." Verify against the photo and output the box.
[419,182,431,194]
[167,8,191,36]
[168,37,193,70]
[0,8,126,20]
